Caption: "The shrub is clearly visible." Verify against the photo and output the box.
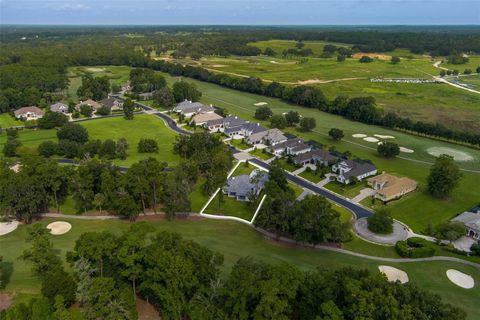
[79,104,93,117]
[367,208,393,234]
[359,56,373,63]
[96,105,111,116]
[395,237,435,258]
[471,243,480,256]
[377,141,400,158]
[433,221,465,241]
[38,141,58,157]
[138,138,159,153]
[254,106,273,120]
[57,140,80,158]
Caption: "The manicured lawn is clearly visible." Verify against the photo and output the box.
[289,182,304,199]
[299,169,324,183]
[233,162,256,176]
[2,218,479,319]
[277,158,300,172]
[0,114,24,128]
[204,193,255,221]
[188,177,210,212]
[324,181,368,199]
[249,148,273,160]
[0,128,57,157]
[229,138,251,150]
[159,73,480,232]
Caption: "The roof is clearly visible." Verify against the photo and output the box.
[243,122,267,135]
[368,173,418,199]
[191,112,223,124]
[77,99,101,109]
[453,210,480,231]
[224,170,268,197]
[50,102,68,112]
[14,106,44,116]
[270,138,305,151]
[173,100,206,113]
[100,98,121,109]
[294,149,337,163]
[339,160,377,180]
[264,129,287,143]
[139,92,154,98]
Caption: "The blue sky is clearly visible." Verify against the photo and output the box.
[0,0,479,25]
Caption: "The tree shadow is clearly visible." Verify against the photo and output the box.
[0,261,13,288]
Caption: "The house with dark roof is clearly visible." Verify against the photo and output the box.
[293,149,338,166]
[14,106,44,120]
[452,206,480,243]
[50,102,69,114]
[206,116,246,133]
[247,128,288,146]
[332,160,377,184]
[138,91,155,100]
[267,138,311,156]
[100,98,123,111]
[173,100,214,118]
[222,169,268,201]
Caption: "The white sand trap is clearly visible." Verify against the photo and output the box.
[254,102,268,106]
[446,269,475,289]
[0,221,19,236]
[400,147,414,153]
[85,67,105,72]
[269,60,279,64]
[379,266,409,284]
[374,134,395,139]
[47,221,72,235]
[352,133,367,138]
[363,137,379,143]
[427,147,474,162]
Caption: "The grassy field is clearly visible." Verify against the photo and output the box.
[249,39,351,57]
[298,170,324,183]
[1,218,479,319]
[160,71,480,232]
[324,181,368,199]
[249,148,273,160]
[0,114,24,129]
[0,115,181,167]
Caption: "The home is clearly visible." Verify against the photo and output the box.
[452,206,480,243]
[50,102,69,114]
[222,169,268,201]
[100,98,123,111]
[76,99,101,112]
[247,128,287,146]
[293,149,338,166]
[138,92,155,100]
[14,106,45,120]
[332,160,377,184]
[367,173,418,202]
[267,138,311,156]
[206,116,246,133]
[191,112,223,126]
[173,100,215,118]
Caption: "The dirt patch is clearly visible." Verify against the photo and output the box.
[136,296,161,320]
[353,53,392,61]
[0,294,12,311]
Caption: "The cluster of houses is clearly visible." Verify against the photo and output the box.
[13,97,123,121]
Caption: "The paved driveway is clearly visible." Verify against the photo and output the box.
[351,187,376,203]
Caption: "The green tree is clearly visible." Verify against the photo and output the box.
[328,128,344,141]
[153,86,175,109]
[172,80,202,102]
[391,56,401,64]
[299,117,316,132]
[123,98,135,120]
[138,138,159,153]
[57,123,89,143]
[38,141,58,157]
[427,154,462,198]
[115,138,128,160]
[270,114,287,129]
[3,137,21,157]
[41,268,76,306]
[38,111,68,129]
[93,193,105,213]
[367,207,393,234]
[254,106,273,120]
[79,104,93,118]
[377,141,400,158]
[285,110,300,126]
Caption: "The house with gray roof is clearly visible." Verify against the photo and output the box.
[173,100,215,118]
[247,128,287,146]
[267,138,311,156]
[332,160,377,184]
[100,98,123,111]
[50,102,69,114]
[138,91,155,100]
[206,116,247,133]
[294,149,338,166]
[222,169,268,201]
[452,206,480,243]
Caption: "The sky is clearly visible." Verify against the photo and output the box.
[0,0,479,25]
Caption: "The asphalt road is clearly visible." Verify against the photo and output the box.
[111,95,374,218]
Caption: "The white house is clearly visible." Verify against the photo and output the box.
[332,160,377,184]
[14,106,45,120]
[452,206,480,243]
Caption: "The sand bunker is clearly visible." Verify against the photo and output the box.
[379,266,409,284]
[353,52,392,60]
[363,137,379,143]
[446,269,475,289]
[210,64,227,68]
[47,221,72,235]
[374,134,395,139]
[85,67,105,72]
[427,147,474,161]
[0,221,19,236]
[352,133,367,138]
[254,102,268,106]
[400,147,414,153]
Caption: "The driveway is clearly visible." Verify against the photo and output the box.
[354,217,409,245]
[351,188,376,203]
